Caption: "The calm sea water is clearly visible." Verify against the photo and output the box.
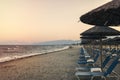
[0,45,69,62]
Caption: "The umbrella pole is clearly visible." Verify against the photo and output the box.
[92,40,95,57]
[92,41,94,57]
[90,40,93,57]
[116,44,118,50]
[100,39,103,71]
[109,44,111,50]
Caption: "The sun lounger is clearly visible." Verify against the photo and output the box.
[78,50,100,64]
[76,54,112,71]
[75,56,120,80]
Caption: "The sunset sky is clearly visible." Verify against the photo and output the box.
[0,0,119,44]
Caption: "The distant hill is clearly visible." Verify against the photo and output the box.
[34,40,81,45]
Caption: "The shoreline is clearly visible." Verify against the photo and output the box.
[0,47,80,80]
[0,46,70,63]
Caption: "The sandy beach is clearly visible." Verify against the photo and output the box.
[0,47,80,80]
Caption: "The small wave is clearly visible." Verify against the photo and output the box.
[0,46,70,63]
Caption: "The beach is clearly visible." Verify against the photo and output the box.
[0,46,80,80]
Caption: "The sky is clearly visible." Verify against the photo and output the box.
[0,0,119,44]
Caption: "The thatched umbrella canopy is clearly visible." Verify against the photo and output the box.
[103,37,120,50]
[80,35,106,47]
[81,26,120,36]
[80,36,106,39]
[113,37,120,41]
[112,37,120,49]
[80,39,91,45]
[80,36,106,45]
[103,38,113,45]
[80,0,120,26]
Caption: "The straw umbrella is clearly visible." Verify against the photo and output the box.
[81,26,120,36]
[80,36,107,49]
[80,26,120,70]
[80,36,106,39]
[112,37,120,50]
[103,38,114,50]
[80,0,120,26]
[80,39,91,45]
[80,36,106,57]
[103,37,120,52]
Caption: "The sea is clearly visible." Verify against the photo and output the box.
[0,45,69,63]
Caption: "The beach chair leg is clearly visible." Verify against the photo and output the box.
[107,76,119,80]
[91,76,106,80]
[76,76,80,80]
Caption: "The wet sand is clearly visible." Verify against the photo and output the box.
[0,47,80,80]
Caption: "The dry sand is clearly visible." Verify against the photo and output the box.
[0,47,80,80]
